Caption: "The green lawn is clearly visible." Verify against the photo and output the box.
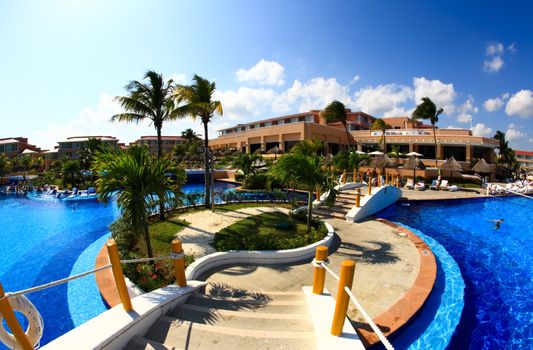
[214,202,292,212]
[148,217,190,254]
[214,211,327,251]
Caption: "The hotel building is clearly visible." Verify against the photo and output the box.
[515,150,533,174]
[0,137,42,158]
[43,136,119,167]
[209,110,499,165]
[130,136,186,155]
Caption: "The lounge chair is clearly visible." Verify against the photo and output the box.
[414,182,426,191]
[429,180,439,190]
[404,178,414,189]
[448,185,458,192]
[439,180,449,190]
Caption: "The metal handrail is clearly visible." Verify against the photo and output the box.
[318,261,394,350]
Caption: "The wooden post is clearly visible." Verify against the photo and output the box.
[356,189,361,207]
[172,240,187,287]
[0,283,33,350]
[368,180,372,195]
[378,172,382,187]
[312,246,328,294]
[331,260,356,336]
[341,170,347,184]
[106,239,133,311]
[316,187,321,201]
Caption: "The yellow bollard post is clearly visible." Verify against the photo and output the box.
[341,170,347,184]
[312,246,328,294]
[331,260,356,336]
[353,168,357,182]
[396,177,400,188]
[356,189,361,207]
[316,187,321,201]
[0,283,33,350]
[106,239,133,312]
[172,240,187,287]
[368,179,372,195]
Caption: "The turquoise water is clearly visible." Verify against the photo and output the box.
[377,196,533,349]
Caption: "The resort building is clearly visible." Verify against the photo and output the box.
[515,149,533,174]
[43,136,119,168]
[130,136,186,155]
[0,137,42,158]
[209,110,499,165]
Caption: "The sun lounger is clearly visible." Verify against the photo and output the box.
[440,180,449,190]
[414,182,426,190]
[429,180,439,190]
[404,178,414,189]
[448,185,458,192]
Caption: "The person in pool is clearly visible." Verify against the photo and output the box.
[489,219,504,229]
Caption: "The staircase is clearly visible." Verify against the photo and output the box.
[124,284,316,350]
[314,189,359,220]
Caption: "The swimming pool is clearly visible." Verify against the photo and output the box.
[377,196,533,349]
[0,179,247,348]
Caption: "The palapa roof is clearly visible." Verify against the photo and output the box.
[471,158,491,173]
[440,156,464,172]
[371,154,397,168]
[403,156,426,170]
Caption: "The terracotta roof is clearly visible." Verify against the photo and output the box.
[515,149,533,156]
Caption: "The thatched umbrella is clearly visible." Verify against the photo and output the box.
[371,154,397,177]
[403,156,426,179]
[440,156,464,179]
[471,158,491,174]
[267,146,284,160]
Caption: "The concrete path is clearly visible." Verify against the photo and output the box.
[202,218,419,324]
[175,207,289,257]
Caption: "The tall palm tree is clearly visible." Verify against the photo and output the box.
[93,146,184,258]
[112,70,183,219]
[321,100,353,151]
[411,97,444,167]
[371,119,391,152]
[175,75,223,208]
[232,153,262,181]
[270,152,328,232]
[291,139,326,157]
[181,128,200,144]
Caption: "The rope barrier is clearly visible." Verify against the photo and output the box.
[344,286,394,350]
[5,252,185,298]
[320,262,340,282]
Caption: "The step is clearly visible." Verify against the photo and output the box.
[185,294,308,314]
[170,304,313,331]
[205,287,305,301]
[145,316,316,350]
[124,335,176,350]
[316,206,349,214]
[314,209,346,219]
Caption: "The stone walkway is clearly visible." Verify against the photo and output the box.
[201,218,420,324]
[175,206,289,257]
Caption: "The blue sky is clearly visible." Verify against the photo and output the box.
[0,0,532,150]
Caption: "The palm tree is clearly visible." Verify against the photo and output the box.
[411,97,444,167]
[270,152,327,232]
[371,119,391,152]
[182,128,200,144]
[321,100,353,151]
[93,145,184,258]
[0,155,11,176]
[232,153,261,181]
[290,139,326,157]
[62,159,80,186]
[175,75,223,208]
[112,70,183,219]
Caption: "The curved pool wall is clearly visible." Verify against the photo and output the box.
[376,196,533,349]
[386,224,465,350]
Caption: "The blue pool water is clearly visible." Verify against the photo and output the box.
[0,179,243,348]
[377,196,533,349]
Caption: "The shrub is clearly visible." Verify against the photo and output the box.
[234,173,245,182]
[110,217,136,252]
[244,173,268,189]
[266,175,284,190]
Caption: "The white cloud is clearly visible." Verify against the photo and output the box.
[471,123,493,137]
[529,138,533,144]
[505,90,533,118]
[352,84,413,116]
[31,94,206,150]
[413,77,457,114]
[236,59,285,86]
[456,96,478,123]
[350,75,361,84]
[214,87,276,120]
[484,93,509,112]
[483,56,504,73]
[507,43,517,54]
[486,43,504,56]
[506,123,526,141]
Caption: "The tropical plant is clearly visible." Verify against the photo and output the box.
[93,145,185,258]
[333,151,369,182]
[270,151,329,232]
[175,75,223,208]
[321,100,353,151]
[290,139,326,156]
[181,128,201,144]
[411,97,444,167]
[0,155,11,176]
[62,159,81,186]
[493,131,519,175]
[232,153,262,181]
[79,138,103,170]
[371,119,391,152]
[112,71,184,219]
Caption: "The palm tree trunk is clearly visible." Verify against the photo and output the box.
[203,121,211,208]
[157,126,166,220]
[433,125,438,167]
[307,191,313,233]
[143,218,154,259]
[344,123,352,152]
